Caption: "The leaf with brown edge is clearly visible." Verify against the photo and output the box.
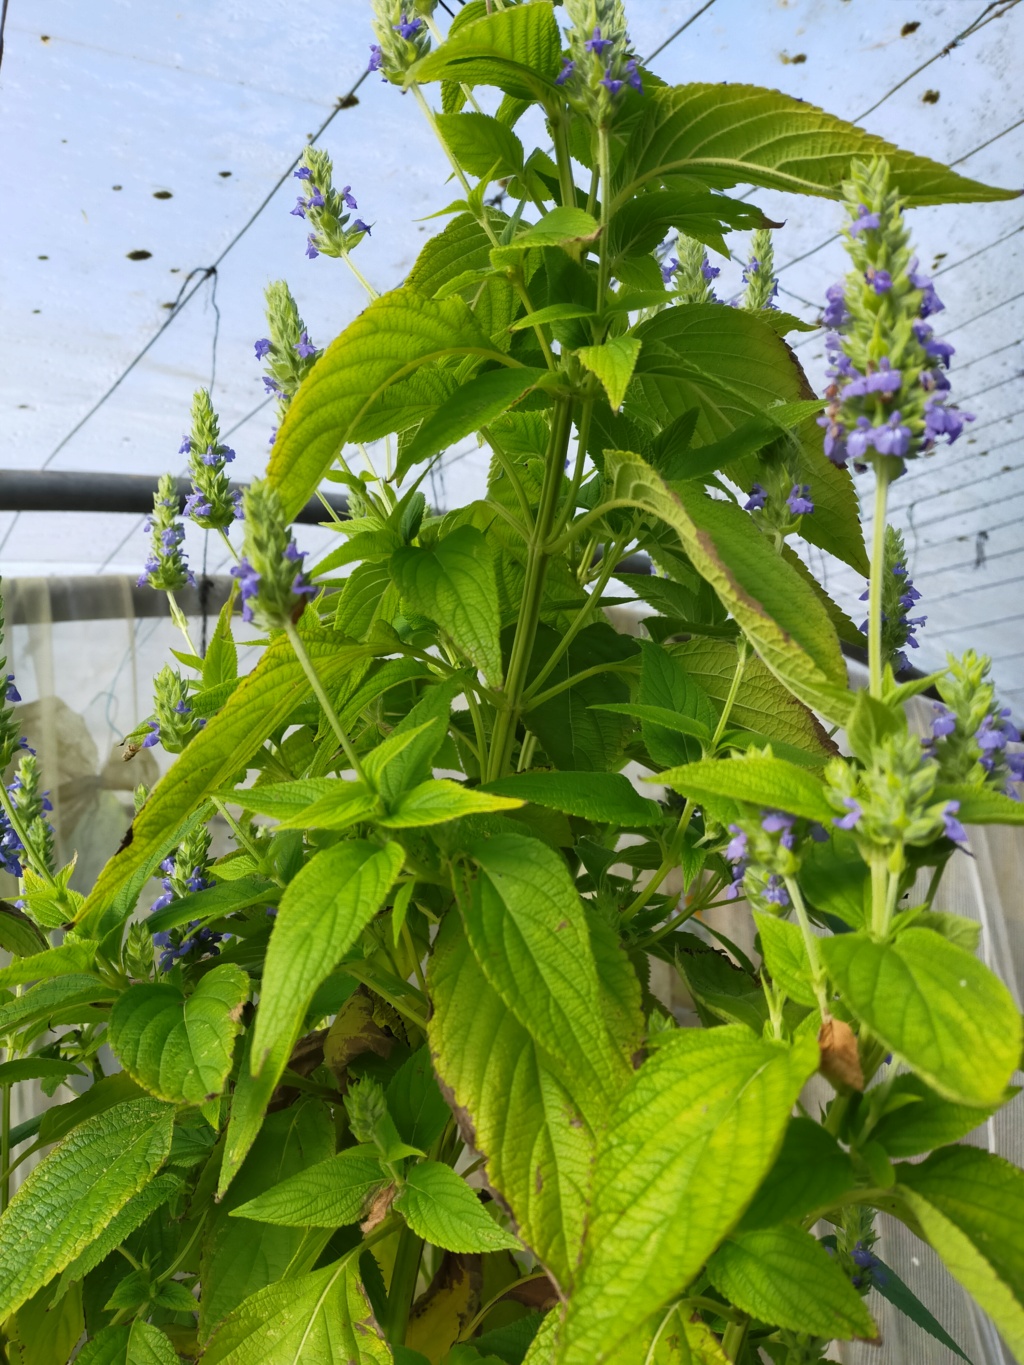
[818,1016,865,1092]
[405,1251,483,1363]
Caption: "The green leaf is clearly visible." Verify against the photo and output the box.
[632,304,868,576]
[707,1224,877,1340]
[387,1046,452,1152]
[0,940,97,989]
[869,1253,973,1363]
[554,1027,819,1363]
[754,910,817,1007]
[820,929,1021,1106]
[0,1098,173,1320]
[509,303,595,332]
[392,526,503,684]
[0,1056,84,1086]
[76,1322,179,1365]
[897,1146,1024,1359]
[428,916,594,1290]
[217,778,351,821]
[109,962,248,1105]
[273,781,382,832]
[78,628,376,936]
[397,365,548,481]
[481,770,660,825]
[934,783,1024,825]
[252,840,403,1077]
[658,755,834,823]
[458,834,629,1121]
[525,621,638,772]
[204,1101,336,1333]
[637,638,716,766]
[669,638,837,759]
[36,1072,144,1147]
[6,1280,84,1365]
[396,1160,521,1253]
[231,1146,385,1228]
[617,83,1017,206]
[147,875,277,933]
[0,973,116,1037]
[435,110,524,179]
[267,286,504,519]
[870,1074,1003,1158]
[577,336,642,412]
[53,1172,182,1298]
[379,778,522,829]
[799,831,868,928]
[202,1256,392,1365]
[495,206,600,253]
[739,1116,854,1230]
[607,188,772,263]
[603,450,851,722]
[406,210,506,301]
[409,1,562,102]
[0,901,48,957]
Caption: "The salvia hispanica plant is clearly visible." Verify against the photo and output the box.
[0,3,1022,1361]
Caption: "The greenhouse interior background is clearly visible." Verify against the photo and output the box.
[0,1,1022,1362]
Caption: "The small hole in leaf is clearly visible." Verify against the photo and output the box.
[126,249,152,260]
[922,89,940,104]
[153,190,173,200]
[901,21,920,36]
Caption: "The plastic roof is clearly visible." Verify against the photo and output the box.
[2,1,1022,708]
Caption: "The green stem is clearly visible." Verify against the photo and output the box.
[283,620,365,783]
[870,853,888,939]
[721,1315,750,1362]
[487,399,575,780]
[166,590,199,657]
[545,497,636,556]
[784,874,830,1016]
[212,797,268,870]
[550,108,579,211]
[867,460,892,698]
[386,1223,424,1346]
[216,528,238,563]
[554,397,595,532]
[483,427,535,533]
[0,1081,10,1214]
[710,639,749,750]
[623,798,696,921]
[525,659,639,711]
[315,489,346,525]
[595,123,613,306]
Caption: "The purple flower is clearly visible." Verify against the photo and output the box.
[744,483,767,512]
[353,219,372,236]
[150,889,174,912]
[555,58,576,85]
[820,418,848,467]
[263,376,283,395]
[183,489,212,519]
[761,811,795,835]
[834,796,862,830]
[725,825,747,863]
[293,574,317,599]
[142,720,160,749]
[254,338,271,360]
[368,44,383,73]
[5,676,20,703]
[232,489,245,520]
[137,555,160,587]
[393,14,423,39]
[661,257,679,284]
[600,71,624,96]
[913,319,954,368]
[924,398,972,445]
[809,822,829,843]
[231,557,261,623]
[159,857,175,874]
[893,650,911,674]
[908,258,944,318]
[867,267,892,294]
[701,257,721,283]
[295,331,317,359]
[284,540,302,563]
[161,526,183,552]
[763,875,790,907]
[849,204,880,237]
[307,185,326,209]
[873,411,912,457]
[340,185,358,211]
[823,283,847,329]
[976,714,1009,753]
[787,484,814,516]
[267,428,277,447]
[293,167,312,181]
[290,197,307,219]
[306,234,320,259]
[943,801,968,844]
[178,435,192,455]
[585,26,613,55]
[931,703,957,739]
[843,356,902,398]
[625,59,643,92]
[846,415,876,461]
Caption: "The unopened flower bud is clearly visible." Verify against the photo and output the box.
[233,480,316,629]
[139,475,194,592]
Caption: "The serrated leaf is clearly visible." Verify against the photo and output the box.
[554,1027,819,1364]
[53,1172,182,1299]
[392,526,503,684]
[268,287,505,519]
[458,834,629,1121]
[821,929,1021,1107]
[481,770,661,825]
[202,1257,391,1365]
[396,1160,520,1252]
[934,783,1024,825]
[406,210,507,301]
[0,973,116,1036]
[871,1074,1003,1158]
[495,206,600,253]
[78,628,376,937]
[231,1146,385,1228]
[387,1047,452,1152]
[0,1056,84,1086]
[707,1224,877,1340]
[109,962,248,1105]
[0,901,48,957]
[435,110,525,179]
[754,910,817,1007]
[869,1252,972,1363]
[739,1116,854,1230]
[603,450,851,723]
[0,940,97,989]
[509,303,596,331]
[252,840,404,1076]
[428,916,594,1290]
[896,1146,1024,1359]
[607,188,772,263]
[274,781,381,832]
[379,778,522,828]
[75,1321,179,1365]
[0,1097,173,1320]
[397,365,548,480]
[409,2,562,102]
[577,336,642,412]
[658,754,834,823]
[617,83,1017,206]
[146,875,277,933]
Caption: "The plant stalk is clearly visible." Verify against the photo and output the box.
[283,620,365,783]
[867,460,892,699]
[386,1224,424,1347]
[0,1080,10,1214]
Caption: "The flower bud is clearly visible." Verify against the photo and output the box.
[10,753,54,875]
[232,480,316,630]
[560,0,641,112]
[291,146,371,259]
[369,0,432,84]
[0,586,26,772]
[668,235,720,305]
[181,389,237,531]
[741,229,779,312]
[258,282,321,443]
[144,665,207,754]
[139,475,194,592]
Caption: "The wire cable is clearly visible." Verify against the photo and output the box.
[644,0,717,63]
